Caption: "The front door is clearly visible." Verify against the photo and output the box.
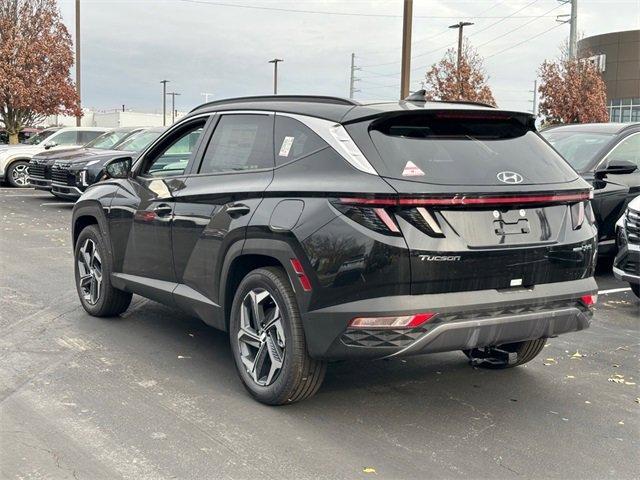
[109,117,210,287]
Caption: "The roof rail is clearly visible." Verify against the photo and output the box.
[190,95,360,113]
[404,89,496,109]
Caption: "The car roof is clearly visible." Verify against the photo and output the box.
[188,95,520,123]
[542,122,640,135]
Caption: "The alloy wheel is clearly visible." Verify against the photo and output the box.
[77,238,103,305]
[237,288,286,387]
[11,163,29,186]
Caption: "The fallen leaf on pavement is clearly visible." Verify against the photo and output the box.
[363,467,377,474]
[543,358,557,365]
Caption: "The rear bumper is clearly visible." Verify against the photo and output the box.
[302,277,597,360]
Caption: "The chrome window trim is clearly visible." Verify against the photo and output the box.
[275,112,379,176]
[595,131,640,171]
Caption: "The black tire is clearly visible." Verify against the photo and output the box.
[6,160,30,188]
[74,225,132,317]
[463,338,547,369]
[229,267,327,405]
[631,283,640,299]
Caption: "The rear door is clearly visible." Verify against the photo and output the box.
[171,112,275,316]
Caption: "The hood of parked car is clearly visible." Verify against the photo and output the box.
[57,149,136,171]
[628,195,640,214]
[34,147,110,163]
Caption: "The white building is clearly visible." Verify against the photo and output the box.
[42,109,186,128]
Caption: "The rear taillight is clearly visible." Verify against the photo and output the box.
[333,202,401,235]
[570,202,585,230]
[348,312,436,329]
[580,294,597,308]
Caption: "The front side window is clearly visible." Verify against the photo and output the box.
[274,116,328,166]
[85,130,132,149]
[116,130,163,153]
[142,121,205,177]
[606,133,640,166]
[25,129,56,145]
[51,130,80,146]
[198,114,273,174]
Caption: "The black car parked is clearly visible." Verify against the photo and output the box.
[71,95,597,405]
[29,127,142,193]
[542,123,640,256]
[613,195,640,297]
[48,127,165,199]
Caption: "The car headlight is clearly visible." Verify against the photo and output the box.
[79,170,88,187]
[617,225,627,249]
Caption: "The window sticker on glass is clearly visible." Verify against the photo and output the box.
[279,136,295,157]
[402,160,425,177]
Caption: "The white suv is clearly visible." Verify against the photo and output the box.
[0,127,108,187]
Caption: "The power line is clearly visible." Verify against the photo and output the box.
[475,2,565,49]
[467,0,540,38]
[176,0,565,19]
[485,22,565,59]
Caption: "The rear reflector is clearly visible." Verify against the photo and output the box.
[290,258,312,292]
[340,191,591,208]
[348,312,435,329]
[580,294,597,307]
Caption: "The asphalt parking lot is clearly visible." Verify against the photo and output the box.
[1,188,638,480]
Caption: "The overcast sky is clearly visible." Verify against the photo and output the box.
[56,0,640,114]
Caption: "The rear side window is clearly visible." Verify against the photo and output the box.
[274,116,328,166]
[366,112,578,185]
[79,131,104,144]
[199,114,273,174]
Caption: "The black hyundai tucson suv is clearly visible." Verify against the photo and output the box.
[71,94,598,405]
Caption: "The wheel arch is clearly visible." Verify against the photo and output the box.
[72,201,111,248]
[220,238,310,331]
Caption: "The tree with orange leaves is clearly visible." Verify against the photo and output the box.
[537,56,608,125]
[422,40,496,106]
[0,0,81,144]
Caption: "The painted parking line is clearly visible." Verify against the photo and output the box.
[39,202,75,207]
[598,287,632,295]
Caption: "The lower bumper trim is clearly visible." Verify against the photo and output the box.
[613,266,640,285]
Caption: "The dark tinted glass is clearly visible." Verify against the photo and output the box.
[85,130,132,149]
[274,116,327,166]
[542,130,615,171]
[79,131,104,144]
[367,113,578,185]
[199,114,273,174]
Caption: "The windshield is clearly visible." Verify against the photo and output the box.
[365,113,578,185]
[116,130,162,152]
[24,129,56,145]
[84,130,135,149]
[541,130,615,172]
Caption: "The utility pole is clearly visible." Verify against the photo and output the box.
[166,92,181,124]
[400,0,413,99]
[268,59,284,95]
[201,92,214,102]
[349,53,361,99]
[569,0,578,59]
[557,0,578,58]
[160,80,169,126]
[529,80,538,115]
[449,21,474,99]
[75,0,81,126]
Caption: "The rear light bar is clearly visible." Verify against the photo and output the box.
[580,294,597,308]
[348,312,435,329]
[340,191,591,207]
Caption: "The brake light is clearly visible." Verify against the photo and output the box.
[372,208,399,232]
[290,258,312,292]
[348,312,436,329]
[580,294,597,308]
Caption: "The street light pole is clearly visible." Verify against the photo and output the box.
[569,0,578,59]
[75,0,81,126]
[160,80,169,126]
[400,0,413,99]
[201,92,214,103]
[166,92,181,124]
[268,59,284,95]
[449,21,474,99]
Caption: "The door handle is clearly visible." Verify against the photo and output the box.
[226,203,251,216]
[153,203,173,217]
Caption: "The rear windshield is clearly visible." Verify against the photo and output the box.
[366,112,578,185]
[541,130,614,172]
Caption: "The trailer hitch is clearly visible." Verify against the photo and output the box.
[467,347,518,368]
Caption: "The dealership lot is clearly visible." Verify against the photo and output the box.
[1,189,638,479]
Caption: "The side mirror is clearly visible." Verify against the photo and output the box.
[595,159,638,178]
[43,140,57,149]
[104,156,132,179]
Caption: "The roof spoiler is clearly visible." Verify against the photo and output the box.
[404,89,497,109]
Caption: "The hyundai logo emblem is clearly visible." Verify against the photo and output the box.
[497,171,524,184]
